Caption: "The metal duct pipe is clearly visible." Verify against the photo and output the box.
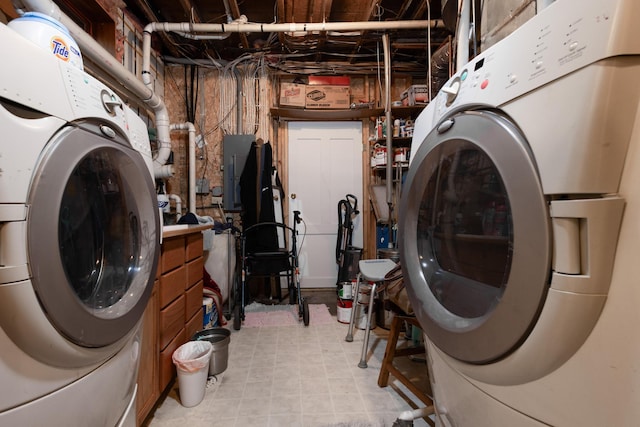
[382,33,394,247]
[170,122,197,213]
[15,0,174,180]
[234,67,243,133]
[457,0,470,69]
[431,40,452,96]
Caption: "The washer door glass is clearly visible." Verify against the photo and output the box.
[28,122,159,348]
[399,110,551,363]
[420,140,511,318]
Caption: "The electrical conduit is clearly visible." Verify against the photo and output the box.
[169,122,197,213]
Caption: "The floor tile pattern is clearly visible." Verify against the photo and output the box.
[145,313,432,427]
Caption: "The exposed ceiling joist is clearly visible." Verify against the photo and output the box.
[228,0,250,49]
[121,0,451,75]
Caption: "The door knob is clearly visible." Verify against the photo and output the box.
[291,193,297,199]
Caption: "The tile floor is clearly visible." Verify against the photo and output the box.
[144,304,433,427]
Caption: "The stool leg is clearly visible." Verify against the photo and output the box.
[358,282,377,368]
[378,314,403,387]
[345,273,361,342]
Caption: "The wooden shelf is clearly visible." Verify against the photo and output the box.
[374,137,413,146]
[271,107,383,120]
[389,105,426,118]
[270,105,426,121]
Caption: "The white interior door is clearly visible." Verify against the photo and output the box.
[288,121,363,288]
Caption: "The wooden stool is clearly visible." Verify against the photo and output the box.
[378,314,433,408]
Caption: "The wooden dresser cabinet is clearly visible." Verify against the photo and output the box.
[136,225,210,425]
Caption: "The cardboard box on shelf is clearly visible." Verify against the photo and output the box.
[308,76,351,86]
[406,84,429,105]
[279,82,306,107]
[305,85,351,109]
[400,89,409,106]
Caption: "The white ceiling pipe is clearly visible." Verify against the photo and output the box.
[141,19,443,90]
[174,14,248,40]
[170,122,197,214]
[15,0,175,180]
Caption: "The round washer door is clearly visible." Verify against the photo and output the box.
[399,109,551,364]
[27,121,159,348]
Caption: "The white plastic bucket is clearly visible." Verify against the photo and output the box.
[8,12,83,70]
[172,341,212,407]
[355,303,376,330]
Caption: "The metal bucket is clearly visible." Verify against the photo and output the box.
[377,248,400,263]
[191,328,230,375]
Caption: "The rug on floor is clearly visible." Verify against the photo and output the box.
[242,303,333,327]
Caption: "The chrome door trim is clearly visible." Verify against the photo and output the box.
[399,109,551,363]
[27,122,159,348]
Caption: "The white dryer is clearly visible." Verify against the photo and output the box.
[0,19,159,427]
[399,0,640,426]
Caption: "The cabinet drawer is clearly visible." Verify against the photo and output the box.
[161,236,185,273]
[185,232,203,262]
[159,266,186,308]
[160,295,185,349]
[186,257,204,288]
[185,280,204,321]
[159,328,185,392]
[185,309,203,339]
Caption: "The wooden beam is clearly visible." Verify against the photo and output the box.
[177,0,201,22]
[228,0,250,49]
[311,0,332,62]
[349,0,381,64]
[126,0,183,58]
[277,0,287,50]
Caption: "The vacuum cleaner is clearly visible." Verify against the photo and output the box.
[335,194,362,287]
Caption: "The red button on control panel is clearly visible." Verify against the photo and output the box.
[480,79,489,89]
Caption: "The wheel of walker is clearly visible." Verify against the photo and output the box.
[233,304,241,330]
[289,286,297,305]
[302,299,310,326]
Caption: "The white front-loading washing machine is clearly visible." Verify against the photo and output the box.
[399,0,640,426]
[0,19,160,426]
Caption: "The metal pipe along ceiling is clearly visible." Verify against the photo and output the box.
[138,18,444,180]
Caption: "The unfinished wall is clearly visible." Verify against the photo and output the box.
[163,63,274,221]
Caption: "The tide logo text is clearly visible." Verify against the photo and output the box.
[50,37,70,61]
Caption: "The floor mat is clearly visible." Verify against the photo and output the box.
[241,303,333,327]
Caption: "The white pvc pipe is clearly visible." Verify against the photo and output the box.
[17,0,174,180]
[397,406,435,422]
[174,15,248,40]
[457,0,470,69]
[141,19,443,90]
[168,194,183,220]
[170,122,197,214]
